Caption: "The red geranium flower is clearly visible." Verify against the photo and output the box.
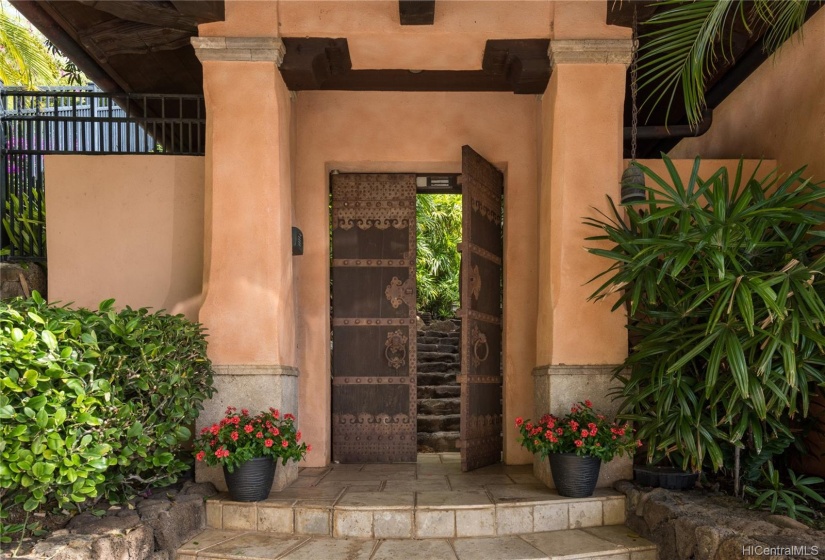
[196,451,205,462]
[265,439,274,448]
[244,424,254,433]
[574,439,583,447]
[515,417,524,426]
[281,439,289,448]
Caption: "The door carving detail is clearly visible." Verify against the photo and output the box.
[385,330,408,370]
[385,276,415,309]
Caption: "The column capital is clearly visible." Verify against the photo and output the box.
[191,36,285,66]
[548,39,633,68]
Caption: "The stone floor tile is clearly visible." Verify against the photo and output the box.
[488,484,564,503]
[178,530,245,553]
[415,473,451,481]
[521,530,620,559]
[372,539,457,560]
[448,474,514,488]
[534,503,568,532]
[453,536,549,560]
[294,498,338,508]
[257,505,293,533]
[496,505,533,535]
[314,480,382,491]
[222,503,257,531]
[417,453,444,464]
[260,497,297,507]
[440,452,461,463]
[383,479,450,492]
[568,501,602,529]
[417,490,491,509]
[271,487,345,500]
[336,491,414,509]
[508,473,542,484]
[322,471,389,482]
[198,533,306,559]
[417,463,464,475]
[294,507,331,535]
[327,463,365,471]
[584,554,629,560]
[279,537,375,560]
[373,510,413,538]
[415,509,455,538]
[455,507,496,537]
[362,463,417,474]
[298,467,331,477]
[333,510,372,538]
[582,526,653,552]
[591,488,623,499]
[630,550,657,560]
[288,477,320,488]
[602,499,627,525]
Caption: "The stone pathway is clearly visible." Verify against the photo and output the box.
[177,525,657,559]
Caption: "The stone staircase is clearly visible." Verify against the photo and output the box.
[416,321,461,453]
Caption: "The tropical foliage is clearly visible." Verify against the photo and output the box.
[586,156,825,480]
[416,194,462,319]
[639,0,816,126]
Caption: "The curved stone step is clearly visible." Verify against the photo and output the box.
[418,398,460,416]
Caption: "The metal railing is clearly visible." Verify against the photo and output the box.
[1,87,206,262]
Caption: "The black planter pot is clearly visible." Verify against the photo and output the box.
[634,465,698,490]
[223,457,276,502]
[548,453,601,498]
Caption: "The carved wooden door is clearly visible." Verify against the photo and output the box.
[331,174,417,463]
[459,146,504,471]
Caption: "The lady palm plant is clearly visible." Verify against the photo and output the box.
[416,194,462,319]
[586,156,825,475]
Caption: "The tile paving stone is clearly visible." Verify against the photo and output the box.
[602,499,626,526]
[508,473,542,484]
[568,501,602,529]
[416,463,464,475]
[415,473,451,481]
[521,529,623,559]
[177,552,197,559]
[197,533,306,559]
[298,467,331,477]
[222,503,257,531]
[383,479,451,492]
[279,537,375,560]
[372,539,457,560]
[417,490,491,509]
[630,550,657,560]
[417,454,444,463]
[270,487,344,501]
[415,509,456,538]
[495,505,534,535]
[256,505,293,533]
[582,525,654,552]
[294,507,331,535]
[313,480,382,491]
[533,503,568,532]
[362,463,417,473]
[448,474,515,488]
[373,510,413,538]
[452,536,549,560]
[440,453,461,463]
[287,477,320,488]
[336,491,415,509]
[177,529,244,553]
[333,510,372,538]
[322,471,392,482]
[455,507,496,537]
[488,484,565,503]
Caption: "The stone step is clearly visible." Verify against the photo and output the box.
[416,342,460,353]
[417,331,461,340]
[416,372,461,386]
[417,398,460,416]
[417,414,461,432]
[418,351,460,364]
[417,362,460,375]
[417,431,460,453]
[179,525,656,559]
[201,483,632,540]
[417,385,461,399]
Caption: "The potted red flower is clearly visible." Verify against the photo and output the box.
[194,407,310,501]
[516,400,640,498]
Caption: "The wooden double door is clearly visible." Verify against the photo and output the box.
[331,146,503,471]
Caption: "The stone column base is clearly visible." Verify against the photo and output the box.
[196,365,300,492]
[532,364,632,489]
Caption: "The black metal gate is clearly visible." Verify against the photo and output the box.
[0,87,205,262]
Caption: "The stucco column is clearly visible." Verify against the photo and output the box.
[534,39,632,487]
[192,37,299,490]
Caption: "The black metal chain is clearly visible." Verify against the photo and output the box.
[631,5,639,162]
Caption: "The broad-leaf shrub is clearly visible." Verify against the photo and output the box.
[587,157,825,474]
[0,293,214,514]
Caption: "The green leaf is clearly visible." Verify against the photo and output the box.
[41,330,57,350]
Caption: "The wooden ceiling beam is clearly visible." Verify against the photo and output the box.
[170,1,225,24]
[76,1,197,32]
[399,0,435,25]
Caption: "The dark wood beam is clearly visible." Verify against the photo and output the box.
[482,39,550,95]
[76,1,197,32]
[79,20,192,58]
[280,38,352,90]
[170,1,225,24]
[399,0,435,25]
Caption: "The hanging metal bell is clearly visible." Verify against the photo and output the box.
[620,163,646,204]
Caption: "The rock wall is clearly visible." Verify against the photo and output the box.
[616,481,825,560]
[0,262,47,300]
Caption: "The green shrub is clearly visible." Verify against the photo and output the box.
[0,293,214,515]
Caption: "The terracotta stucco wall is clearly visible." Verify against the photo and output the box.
[293,91,539,466]
[670,8,825,181]
[46,155,205,320]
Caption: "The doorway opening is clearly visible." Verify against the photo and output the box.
[330,146,504,471]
